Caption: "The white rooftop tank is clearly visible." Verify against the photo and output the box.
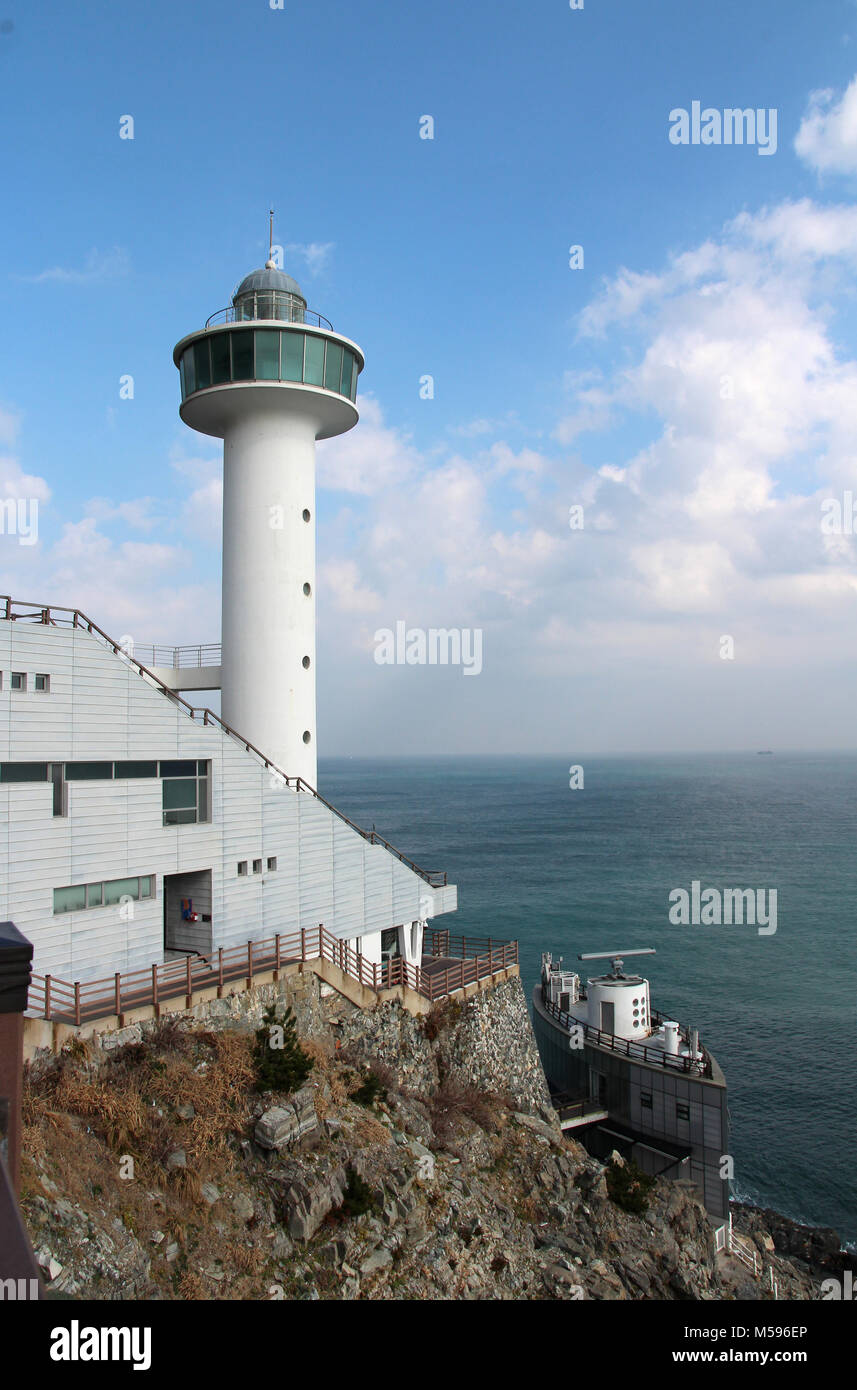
[578,948,656,1041]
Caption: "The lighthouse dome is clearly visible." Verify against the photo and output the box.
[232,265,307,324]
[233,266,305,300]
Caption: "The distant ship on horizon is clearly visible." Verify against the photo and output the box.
[757,749,773,755]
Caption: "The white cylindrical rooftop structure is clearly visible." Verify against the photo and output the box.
[173,267,364,785]
[586,973,651,1040]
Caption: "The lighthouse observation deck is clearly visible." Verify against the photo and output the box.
[173,262,363,440]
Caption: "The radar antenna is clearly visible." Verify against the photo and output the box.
[577,947,656,979]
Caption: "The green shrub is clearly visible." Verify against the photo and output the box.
[605,1157,655,1214]
[341,1171,378,1218]
[251,1005,313,1094]
[352,1072,386,1107]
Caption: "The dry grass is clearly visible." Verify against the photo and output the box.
[19,1024,261,1295]
[428,1082,505,1147]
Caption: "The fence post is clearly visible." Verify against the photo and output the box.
[74,982,81,1028]
[44,974,52,1022]
[186,955,193,1008]
[218,947,224,997]
[152,963,159,1017]
[114,973,121,1020]
[248,940,254,987]
[301,927,306,962]
[274,934,281,979]
[318,924,323,959]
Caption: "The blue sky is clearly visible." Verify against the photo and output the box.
[4,0,857,755]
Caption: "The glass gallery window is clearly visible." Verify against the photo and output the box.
[180,330,359,404]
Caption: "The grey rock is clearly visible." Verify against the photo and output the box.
[281,1163,346,1243]
[232,1193,255,1222]
[200,1183,221,1206]
[165,1148,187,1171]
[360,1247,393,1276]
[255,1089,319,1152]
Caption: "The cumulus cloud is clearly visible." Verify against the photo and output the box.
[17,248,130,285]
[795,76,857,174]
[281,242,335,275]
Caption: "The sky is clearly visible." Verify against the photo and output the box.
[3,0,857,754]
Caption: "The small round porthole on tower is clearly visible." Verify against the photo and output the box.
[302,656,311,669]
[302,730,312,744]
[303,582,311,596]
[302,508,311,522]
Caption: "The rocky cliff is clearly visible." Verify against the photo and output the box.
[18,972,842,1301]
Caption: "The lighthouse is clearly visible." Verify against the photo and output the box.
[172,246,363,786]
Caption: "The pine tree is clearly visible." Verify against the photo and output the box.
[252,1004,314,1094]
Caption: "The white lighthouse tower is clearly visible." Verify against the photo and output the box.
[173,244,363,786]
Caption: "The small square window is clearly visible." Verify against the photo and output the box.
[252,859,262,874]
[34,673,50,693]
[641,1092,653,1110]
[11,672,26,692]
[237,861,248,876]
[676,1102,690,1121]
[266,856,277,872]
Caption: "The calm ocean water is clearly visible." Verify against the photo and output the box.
[320,753,856,1246]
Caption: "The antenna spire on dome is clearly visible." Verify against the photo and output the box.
[265,207,276,270]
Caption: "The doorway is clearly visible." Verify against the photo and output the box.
[164,869,212,955]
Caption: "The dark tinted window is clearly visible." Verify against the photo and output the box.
[159,760,196,778]
[0,763,48,782]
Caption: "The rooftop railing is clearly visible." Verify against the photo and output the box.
[0,596,447,890]
[132,643,222,669]
[539,988,713,1078]
[205,300,333,331]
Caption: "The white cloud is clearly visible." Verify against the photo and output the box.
[795,76,857,174]
[317,396,418,495]
[17,248,130,285]
[282,242,335,275]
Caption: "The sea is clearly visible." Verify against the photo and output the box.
[320,752,856,1247]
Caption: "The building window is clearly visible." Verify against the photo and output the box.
[676,1103,690,1122]
[162,760,210,826]
[302,656,310,669]
[181,330,361,406]
[267,857,277,872]
[34,673,50,693]
[114,761,158,778]
[303,334,325,386]
[641,1091,653,1110]
[50,764,66,817]
[53,875,155,914]
[0,763,48,782]
[237,861,248,876]
[302,508,311,522]
[11,672,26,692]
[302,731,311,744]
[302,582,311,596]
[65,762,114,780]
[252,859,262,874]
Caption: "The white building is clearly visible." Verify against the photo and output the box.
[0,603,456,987]
[0,256,458,997]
